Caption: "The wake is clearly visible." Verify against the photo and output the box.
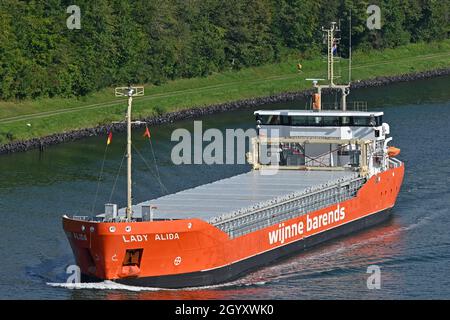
[239,210,441,285]
[46,277,265,292]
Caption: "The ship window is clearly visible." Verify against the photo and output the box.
[323,116,340,126]
[311,116,323,126]
[259,115,285,125]
[375,116,383,126]
[291,116,309,126]
[280,115,290,125]
[352,117,371,126]
[262,114,382,127]
[340,116,351,126]
[268,115,280,125]
[258,115,290,125]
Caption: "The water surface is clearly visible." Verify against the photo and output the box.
[1,76,450,299]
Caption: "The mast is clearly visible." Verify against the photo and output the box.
[348,11,352,85]
[126,88,133,219]
[325,22,336,86]
[115,86,144,221]
[307,21,351,111]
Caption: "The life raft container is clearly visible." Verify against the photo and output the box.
[388,146,400,157]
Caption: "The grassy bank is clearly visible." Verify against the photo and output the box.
[1,40,450,144]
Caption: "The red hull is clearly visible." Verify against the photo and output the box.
[63,165,404,287]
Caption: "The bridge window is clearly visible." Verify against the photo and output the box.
[258,114,382,127]
[311,116,323,126]
[375,116,383,126]
[265,115,280,125]
[259,115,290,125]
[280,115,290,125]
[352,117,371,126]
[291,116,325,126]
[323,116,340,126]
[291,116,309,126]
[340,116,351,126]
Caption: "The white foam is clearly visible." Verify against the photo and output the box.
[47,280,160,291]
[46,277,249,292]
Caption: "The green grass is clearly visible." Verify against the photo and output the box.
[1,40,450,145]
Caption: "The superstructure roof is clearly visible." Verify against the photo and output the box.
[254,110,384,117]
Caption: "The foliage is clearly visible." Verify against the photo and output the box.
[0,0,448,100]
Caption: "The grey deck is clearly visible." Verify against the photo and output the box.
[117,170,358,221]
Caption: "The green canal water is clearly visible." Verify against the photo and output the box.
[1,75,450,299]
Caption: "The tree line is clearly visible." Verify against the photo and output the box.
[0,0,448,100]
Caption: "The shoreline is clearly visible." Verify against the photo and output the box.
[1,67,450,155]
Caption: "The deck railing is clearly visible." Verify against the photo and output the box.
[388,157,402,168]
[212,175,365,238]
[305,100,368,111]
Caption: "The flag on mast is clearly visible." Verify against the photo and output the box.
[143,127,151,139]
[332,41,337,56]
[106,131,112,145]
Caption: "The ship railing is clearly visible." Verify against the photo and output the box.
[305,101,368,111]
[70,215,105,222]
[71,214,178,223]
[347,101,368,112]
[211,175,366,238]
[72,215,90,221]
[388,157,402,168]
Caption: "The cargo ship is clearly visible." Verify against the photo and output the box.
[62,22,404,288]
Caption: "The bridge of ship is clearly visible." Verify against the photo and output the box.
[249,109,390,177]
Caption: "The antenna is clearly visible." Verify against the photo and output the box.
[321,22,341,85]
[307,21,351,111]
[306,78,325,87]
[348,11,352,84]
[115,85,144,221]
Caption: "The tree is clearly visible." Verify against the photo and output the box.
[0,0,448,100]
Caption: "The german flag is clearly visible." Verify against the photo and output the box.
[106,131,113,145]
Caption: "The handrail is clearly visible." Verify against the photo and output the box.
[72,215,89,221]
[213,175,365,238]
[211,174,361,225]
[388,157,402,168]
[305,101,368,111]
